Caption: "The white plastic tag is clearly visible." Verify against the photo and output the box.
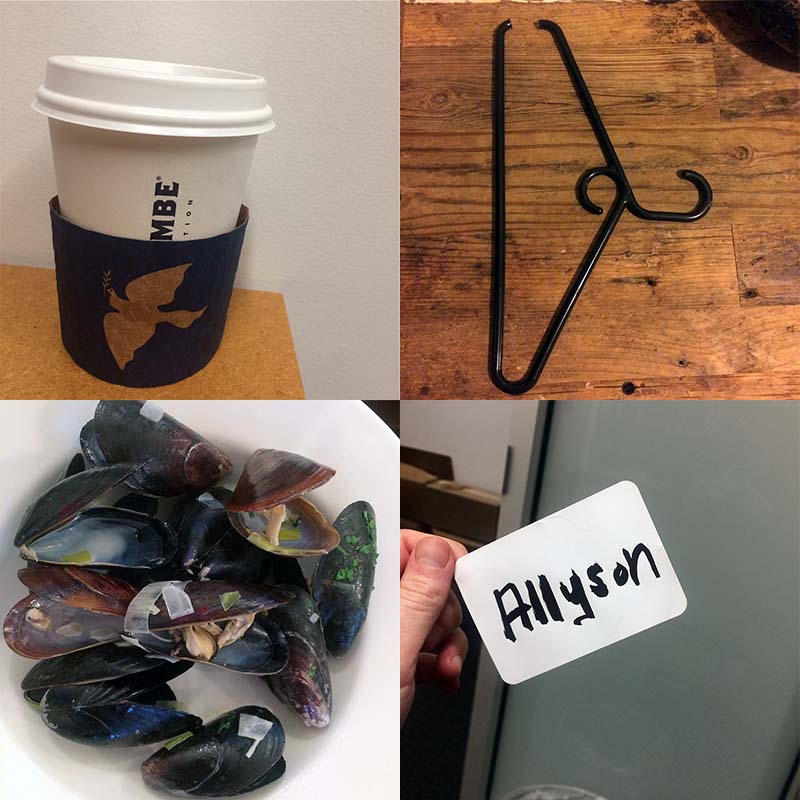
[238,714,273,758]
[139,401,164,423]
[455,481,687,685]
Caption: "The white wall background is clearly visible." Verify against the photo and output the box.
[0,1,398,399]
[400,400,515,495]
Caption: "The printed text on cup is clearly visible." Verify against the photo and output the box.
[150,179,194,240]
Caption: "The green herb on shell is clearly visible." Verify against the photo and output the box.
[220,591,241,611]
[335,567,357,582]
[163,731,194,750]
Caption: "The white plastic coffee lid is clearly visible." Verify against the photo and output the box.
[32,56,275,137]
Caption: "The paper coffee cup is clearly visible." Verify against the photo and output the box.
[33,56,274,240]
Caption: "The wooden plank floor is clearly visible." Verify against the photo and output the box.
[400,0,800,399]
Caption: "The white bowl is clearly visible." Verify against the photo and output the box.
[0,401,399,799]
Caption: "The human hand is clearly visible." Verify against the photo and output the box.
[400,530,469,727]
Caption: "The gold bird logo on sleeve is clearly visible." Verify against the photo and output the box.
[103,263,207,370]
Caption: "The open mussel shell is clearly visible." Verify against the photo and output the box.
[41,668,201,747]
[20,507,177,569]
[263,586,332,728]
[19,565,137,615]
[125,580,293,635]
[141,706,285,797]
[21,641,193,691]
[4,594,125,659]
[133,615,289,675]
[5,567,137,659]
[171,487,233,571]
[227,448,335,513]
[14,463,144,547]
[312,500,378,656]
[85,401,233,496]
[228,496,340,558]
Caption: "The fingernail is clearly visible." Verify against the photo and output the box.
[451,654,463,673]
[415,537,451,569]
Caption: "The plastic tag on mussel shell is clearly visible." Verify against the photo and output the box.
[238,714,273,758]
[163,581,194,620]
[139,401,165,423]
[197,492,224,510]
[125,580,175,634]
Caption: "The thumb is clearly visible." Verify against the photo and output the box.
[400,536,455,671]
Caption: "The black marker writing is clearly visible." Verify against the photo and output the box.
[494,583,533,642]
[493,542,660,641]
[623,543,660,585]
[559,570,595,626]
[587,562,608,597]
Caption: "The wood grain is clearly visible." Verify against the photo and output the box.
[401,0,800,398]
[401,305,800,399]
[733,214,800,306]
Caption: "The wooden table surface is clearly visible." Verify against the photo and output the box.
[0,264,304,399]
[401,0,800,399]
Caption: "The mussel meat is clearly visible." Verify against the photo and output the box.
[132,614,289,675]
[226,449,339,557]
[229,496,340,558]
[4,566,137,658]
[312,501,378,656]
[142,706,285,797]
[123,579,292,636]
[1,402,379,795]
[4,594,125,659]
[122,578,291,673]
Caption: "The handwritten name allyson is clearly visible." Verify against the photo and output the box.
[493,543,661,642]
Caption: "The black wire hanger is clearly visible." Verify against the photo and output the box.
[490,19,713,395]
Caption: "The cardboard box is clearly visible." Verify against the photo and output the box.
[400,449,500,547]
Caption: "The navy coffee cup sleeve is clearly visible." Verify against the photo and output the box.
[50,197,248,387]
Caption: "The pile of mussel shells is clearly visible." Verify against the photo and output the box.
[3,400,378,797]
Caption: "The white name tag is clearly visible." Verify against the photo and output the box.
[455,481,687,685]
